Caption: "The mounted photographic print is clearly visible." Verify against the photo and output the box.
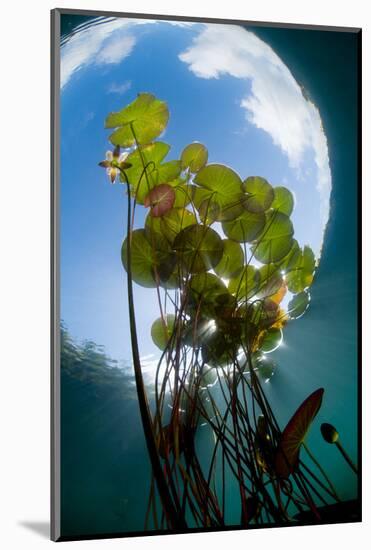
[51,8,361,541]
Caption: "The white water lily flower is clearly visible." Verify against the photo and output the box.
[98,145,131,183]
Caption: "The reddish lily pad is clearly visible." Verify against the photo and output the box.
[275,388,324,478]
[144,184,176,217]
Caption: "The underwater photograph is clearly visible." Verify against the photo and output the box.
[52,9,361,541]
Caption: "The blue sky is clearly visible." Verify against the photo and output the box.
[60,18,331,365]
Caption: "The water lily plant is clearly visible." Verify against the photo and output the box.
[99,92,352,531]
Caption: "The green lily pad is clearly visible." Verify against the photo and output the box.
[183,318,218,348]
[192,187,244,224]
[214,239,244,279]
[228,265,260,301]
[235,305,260,345]
[145,209,197,288]
[121,229,174,288]
[187,273,230,319]
[155,160,182,184]
[145,214,170,252]
[181,142,208,173]
[259,328,282,353]
[250,299,283,331]
[172,180,192,208]
[106,93,169,147]
[193,164,244,222]
[189,272,227,297]
[123,142,170,203]
[285,245,316,293]
[126,142,170,172]
[195,163,242,196]
[173,224,223,274]
[272,186,294,216]
[254,355,277,382]
[252,211,294,264]
[277,239,301,271]
[145,208,196,247]
[257,265,283,299]
[151,314,176,350]
[214,296,241,326]
[202,328,240,368]
[145,214,190,290]
[243,176,274,213]
[189,272,226,305]
[222,211,266,243]
[288,291,310,319]
[160,208,197,243]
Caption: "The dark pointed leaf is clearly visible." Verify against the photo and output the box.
[275,388,324,478]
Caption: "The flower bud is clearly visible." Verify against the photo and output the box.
[320,422,339,444]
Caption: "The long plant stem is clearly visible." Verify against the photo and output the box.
[121,168,186,530]
[336,441,358,474]
[302,442,340,501]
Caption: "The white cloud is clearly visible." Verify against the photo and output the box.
[61,18,193,90]
[61,18,133,88]
[107,80,132,94]
[96,34,135,64]
[179,25,331,223]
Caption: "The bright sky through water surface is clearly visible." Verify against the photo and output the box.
[60,17,331,366]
